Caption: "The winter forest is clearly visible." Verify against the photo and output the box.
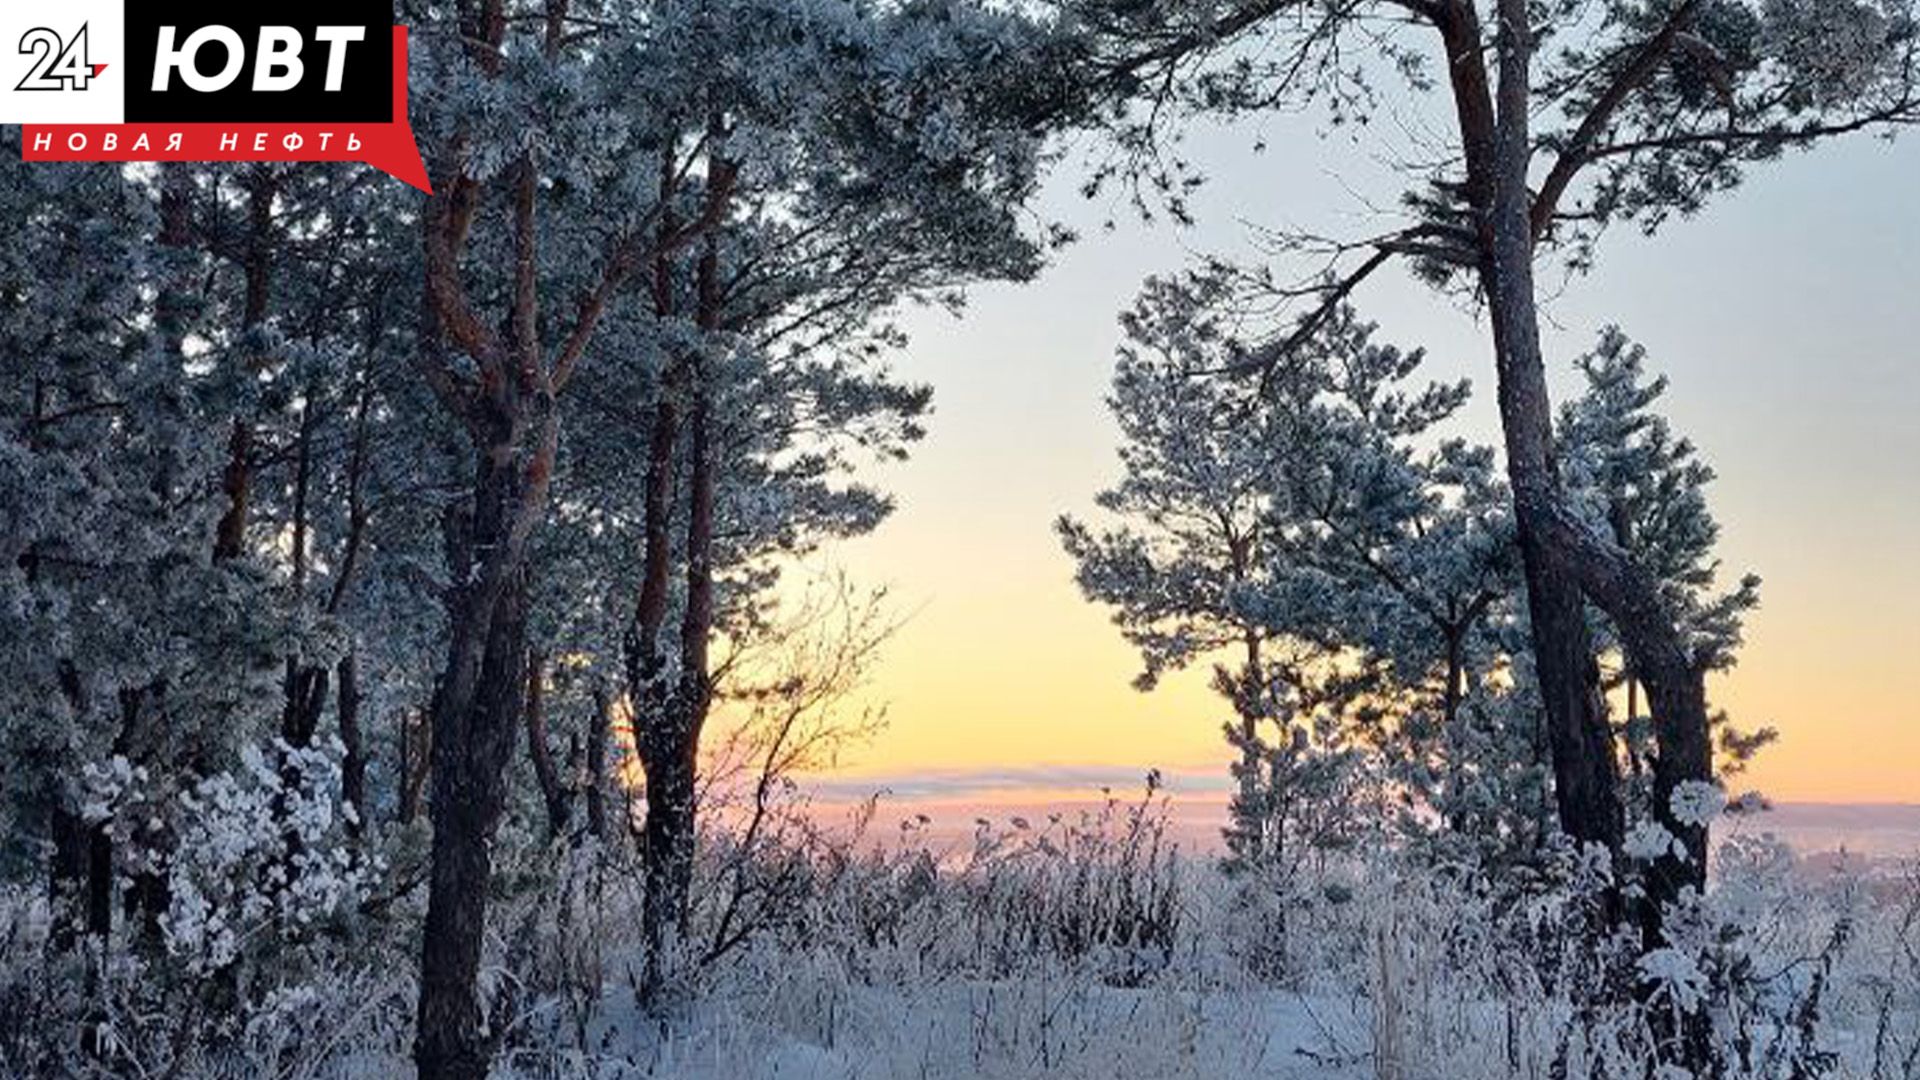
[3,1,1919,1077]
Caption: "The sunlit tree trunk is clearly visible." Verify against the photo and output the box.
[626,131,736,1008]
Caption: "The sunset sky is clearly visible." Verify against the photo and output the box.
[801,116,1920,811]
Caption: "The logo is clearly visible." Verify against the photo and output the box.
[4,1,428,191]
[15,25,104,92]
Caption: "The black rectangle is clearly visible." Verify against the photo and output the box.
[123,0,394,123]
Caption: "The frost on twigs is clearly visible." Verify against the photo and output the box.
[1671,781,1728,829]
[1625,820,1687,862]
[1639,946,1711,1012]
[100,739,384,977]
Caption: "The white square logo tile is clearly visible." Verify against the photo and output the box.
[0,1,127,124]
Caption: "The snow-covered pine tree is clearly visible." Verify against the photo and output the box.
[1061,286,1545,886]
[0,154,294,952]
[1055,267,1300,869]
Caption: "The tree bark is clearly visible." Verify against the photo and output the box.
[628,140,736,1007]
[338,650,367,839]
[523,648,572,839]
[281,661,329,750]
[47,806,110,947]
[1480,4,1715,1062]
[413,23,567,1062]
[1476,0,1627,866]
[415,419,547,1079]
[1546,500,1713,910]
[213,421,253,562]
[637,235,720,1000]
[399,708,428,827]
[47,660,98,950]
[1227,626,1266,864]
[90,164,199,948]
[213,167,276,563]
[625,148,692,1006]
[331,384,374,839]
[279,392,330,760]
[585,681,611,839]
[410,4,727,1042]
[638,724,699,1005]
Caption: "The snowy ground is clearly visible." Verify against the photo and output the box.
[568,980,1366,1080]
[8,802,1919,1079]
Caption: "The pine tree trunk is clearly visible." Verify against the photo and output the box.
[1428,0,1627,871]
[280,660,329,749]
[416,571,530,1079]
[399,708,428,827]
[275,659,329,884]
[1230,620,1267,864]
[1440,625,1475,835]
[213,167,275,563]
[337,651,366,839]
[47,660,97,951]
[212,420,253,561]
[86,825,112,938]
[631,348,715,1004]
[276,389,330,881]
[1480,88,1626,876]
[1232,709,1262,862]
[48,807,87,950]
[114,686,168,940]
[47,806,109,948]
[586,682,611,839]
[625,140,736,1009]
[1483,1,1713,1064]
[1483,0,1712,896]
[524,649,571,839]
[415,408,550,1079]
[639,732,699,1004]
